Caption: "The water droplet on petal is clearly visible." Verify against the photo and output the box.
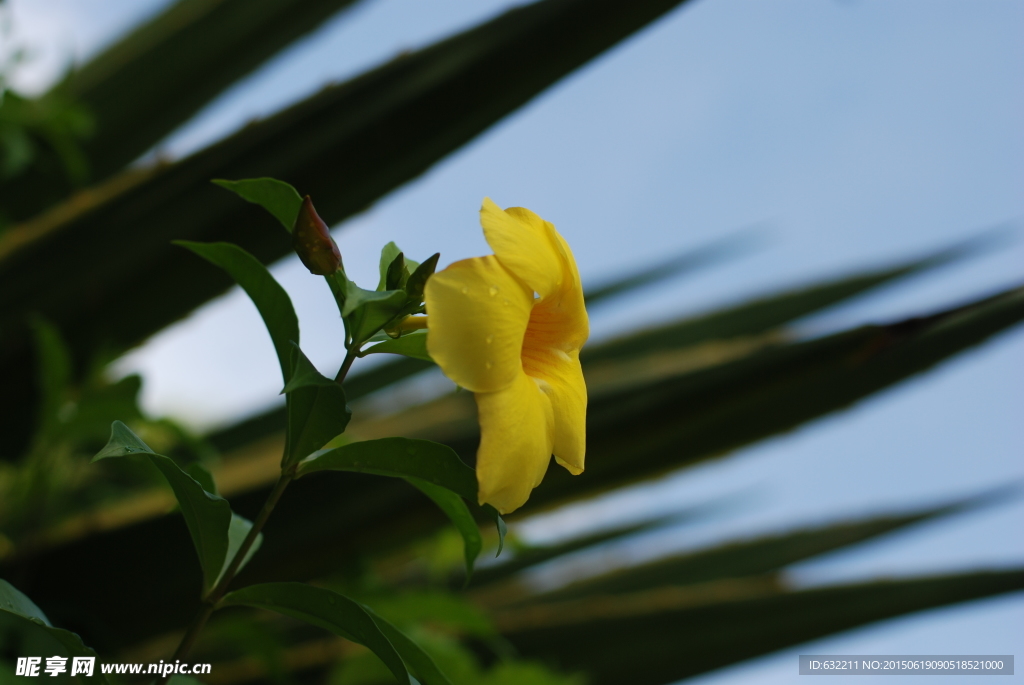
[489,285,499,297]
[485,361,493,370]
[503,298,510,305]
[460,286,469,295]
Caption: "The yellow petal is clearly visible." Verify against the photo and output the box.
[425,255,533,393]
[480,198,564,298]
[475,372,555,514]
[521,341,587,475]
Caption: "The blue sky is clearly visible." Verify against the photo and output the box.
[6,0,1023,681]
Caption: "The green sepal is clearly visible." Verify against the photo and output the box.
[220,583,453,685]
[213,177,303,231]
[175,241,299,384]
[404,252,440,302]
[482,504,507,557]
[342,278,408,346]
[362,330,433,363]
[93,421,259,592]
[283,344,351,468]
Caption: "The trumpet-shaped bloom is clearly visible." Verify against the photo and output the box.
[424,198,589,513]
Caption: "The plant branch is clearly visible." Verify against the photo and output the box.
[335,349,357,384]
[162,468,296,675]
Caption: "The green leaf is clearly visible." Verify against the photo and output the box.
[93,421,234,591]
[363,330,433,363]
[354,590,495,637]
[484,505,508,557]
[368,611,453,685]
[284,345,351,467]
[214,514,263,589]
[281,342,340,394]
[213,178,303,231]
[186,461,218,495]
[386,253,408,291]
[0,579,109,685]
[0,578,51,625]
[220,583,412,685]
[406,477,482,581]
[297,438,504,568]
[378,242,403,291]
[175,241,299,383]
[298,438,477,499]
[404,253,440,302]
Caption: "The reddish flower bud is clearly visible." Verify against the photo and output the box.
[292,195,342,275]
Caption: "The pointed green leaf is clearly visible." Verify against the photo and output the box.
[186,461,218,496]
[93,421,234,591]
[281,342,340,394]
[385,252,408,291]
[175,241,299,382]
[298,438,504,564]
[220,583,413,685]
[366,608,453,685]
[485,505,508,557]
[377,243,404,291]
[404,253,440,302]
[0,579,51,626]
[406,476,482,580]
[213,178,303,231]
[0,580,109,685]
[363,330,433,363]
[213,515,263,589]
[284,345,351,467]
[298,438,477,499]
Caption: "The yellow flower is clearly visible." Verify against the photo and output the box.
[424,198,589,514]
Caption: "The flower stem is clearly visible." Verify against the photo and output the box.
[161,469,295,679]
[335,349,357,384]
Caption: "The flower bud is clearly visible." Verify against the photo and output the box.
[292,195,342,275]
